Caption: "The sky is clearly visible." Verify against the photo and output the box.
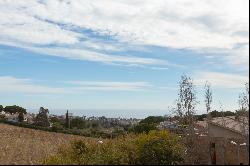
[0,0,249,118]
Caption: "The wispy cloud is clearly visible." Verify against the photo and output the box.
[28,46,167,65]
[0,76,67,94]
[67,81,152,91]
[0,76,153,94]
[0,0,248,69]
[193,71,249,89]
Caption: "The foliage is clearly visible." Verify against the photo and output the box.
[65,110,70,128]
[70,117,86,129]
[0,114,6,120]
[18,112,24,122]
[51,122,64,131]
[49,116,64,126]
[3,105,26,114]
[139,116,165,124]
[131,122,157,134]
[34,107,50,127]
[204,82,212,115]
[175,74,197,125]
[209,110,235,118]
[175,74,197,164]
[136,130,184,165]
[130,116,165,134]
[44,130,184,165]
[0,105,3,112]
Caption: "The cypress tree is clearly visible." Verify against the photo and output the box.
[65,110,69,128]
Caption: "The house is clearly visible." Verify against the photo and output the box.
[196,116,249,139]
[24,113,36,124]
[0,110,6,115]
[157,120,179,130]
[195,116,249,165]
[5,113,19,122]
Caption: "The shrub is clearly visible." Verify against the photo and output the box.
[44,131,184,165]
[136,130,184,165]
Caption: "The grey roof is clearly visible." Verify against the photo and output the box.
[210,116,249,135]
[196,116,249,136]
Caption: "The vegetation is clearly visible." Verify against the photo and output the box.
[0,123,94,165]
[44,130,184,165]
[0,76,249,165]
[3,105,26,114]
[18,112,24,122]
[70,117,86,129]
[34,107,50,127]
[65,110,70,128]
[136,131,184,165]
[129,116,165,134]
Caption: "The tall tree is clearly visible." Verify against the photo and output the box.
[238,83,249,113]
[238,83,249,159]
[34,107,50,127]
[65,110,70,128]
[175,74,198,164]
[204,81,213,164]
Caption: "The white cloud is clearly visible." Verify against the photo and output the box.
[27,46,166,65]
[67,81,152,91]
[194,71,249,89]
[226,44,249,69]
[0,76,152,94]
[0,0,248,68]
[0,76,67,94]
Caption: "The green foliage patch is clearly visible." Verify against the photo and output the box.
[44,130,184,165]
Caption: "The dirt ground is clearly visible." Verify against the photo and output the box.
[0,123,96,165]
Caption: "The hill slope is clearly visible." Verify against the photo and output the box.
[0,123,95,165]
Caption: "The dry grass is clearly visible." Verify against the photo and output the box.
[0,123,97,165]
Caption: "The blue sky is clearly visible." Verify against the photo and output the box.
[0,0,249,118]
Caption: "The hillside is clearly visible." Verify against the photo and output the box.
[0,123,96,165]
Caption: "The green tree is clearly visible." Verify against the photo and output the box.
[130,116,165,134]
[65,110,70,128]
[139,116,165,124]
[132,123,157,134]
[51,122,64,131]
[0,105,3,112]
[70,117,86,129]
[4,105,26,114]
[50,116,64,126]
[34,107,50,127]
[18,112,24,122]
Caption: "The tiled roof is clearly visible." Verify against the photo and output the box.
[196,116,249,136]
[210,116,249,135]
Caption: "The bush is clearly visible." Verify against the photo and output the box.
[129,116,165,134]
[44,131,184,165]
[131,122,158,134]
[136,130,184,165]
[51,122,64,132]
